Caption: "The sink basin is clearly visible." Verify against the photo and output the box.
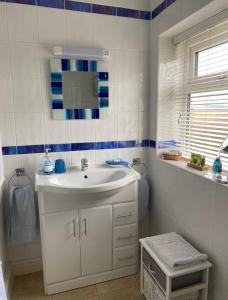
[35,165,140,194]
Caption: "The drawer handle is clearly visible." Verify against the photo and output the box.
[118,234,134,240]
[116,213,133,219]
[118,255,134,261]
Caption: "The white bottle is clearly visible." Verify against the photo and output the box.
[43,148,54,174]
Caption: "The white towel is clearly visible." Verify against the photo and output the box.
[9,185,37,244]
[146,232,208,269]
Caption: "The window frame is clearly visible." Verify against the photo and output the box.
[188,31,228,87]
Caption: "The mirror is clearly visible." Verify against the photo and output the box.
[62,71,99,109]
[50,58,109,120]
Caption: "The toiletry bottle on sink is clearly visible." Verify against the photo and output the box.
[43,149,54,174]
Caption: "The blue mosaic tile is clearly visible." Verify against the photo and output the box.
[99,98,109,108]
[45,144,71,152]
[17,145,44,155]
[2,146,17,155]
[166,0,176,7]
[77,60,89,72]
[90,61,97,72]
[99,86,109,98]
[117,140,136,148]
[98,72,109,81]
[37,0,64,9]
[66,109,74,120]
[51,82,62,88]
[74,109,86,119]
[152,0,166,19]
[117,7,139,19]
[92,4,116,16]
[61,59,71,71]
[52,100,63,109]
[51,72,62,82]
[141,139,150,147]
[65,0,91,13]
[71,143,95,151]
[140,10,151,20]
[6,0,35,4]
[51,86,62,95]
[149,140,156,148]
[91,109,99,119]
[95,141,116,150]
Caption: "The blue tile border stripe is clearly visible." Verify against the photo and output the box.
[3,0,177,21]
[1,140,180,156]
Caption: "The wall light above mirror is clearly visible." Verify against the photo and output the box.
[50,58,109,120]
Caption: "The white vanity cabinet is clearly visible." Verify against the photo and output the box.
[42,211,81,284]
[37,180,139,295]
[79,205,113,276]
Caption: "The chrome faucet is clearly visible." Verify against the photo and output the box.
[81,158,88,171]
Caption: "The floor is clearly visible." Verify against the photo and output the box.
[11,272,144,300]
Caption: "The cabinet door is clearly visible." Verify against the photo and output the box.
[79,205,112,276]
[42,211,81,284]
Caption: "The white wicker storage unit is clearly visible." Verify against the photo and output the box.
[140,238,212,300]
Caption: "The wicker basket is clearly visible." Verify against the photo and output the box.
[143,269,200,300]
[163,153,182,161]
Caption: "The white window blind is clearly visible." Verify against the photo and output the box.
[175,21,228,169]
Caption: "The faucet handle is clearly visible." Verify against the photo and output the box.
[81,158,88,164]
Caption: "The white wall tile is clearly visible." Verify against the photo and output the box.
[43,113,70,144]
[0,3,8,41]
[139,112,148,139]
[12,79,42,113]
[116,0,151,10]
[15,113,44,146]
[10,42,40,78]
[0,41,10,79]
[39,43,53,79]
[0,113,16,146]
[95,116,117,142]
[118,81,140,112]
[41,78,51,112]
[66,11,93,47]
[70,120,96,143]
[38,7,66,44]
[118,112,139,140]
[117,147,147,163]
[7,3,38,42]
[116,50,141,82]
[0,79,13,113]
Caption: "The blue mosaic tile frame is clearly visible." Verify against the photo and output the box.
[50,58,109,120]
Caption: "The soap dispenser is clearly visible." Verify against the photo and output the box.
[43,148,54,174]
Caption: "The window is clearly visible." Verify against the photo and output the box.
[176,21,228,169]
[195,41,228,77]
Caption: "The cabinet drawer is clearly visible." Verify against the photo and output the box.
[113,203,136,226]
[114,224,137,248]
[114,245,137,269]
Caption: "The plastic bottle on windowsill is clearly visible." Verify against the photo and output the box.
[213,157,222,175]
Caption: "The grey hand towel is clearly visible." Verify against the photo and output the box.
[146,232,208,269]
[9,185,37,244]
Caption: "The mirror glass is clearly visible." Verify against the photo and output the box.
[62,71,99,109]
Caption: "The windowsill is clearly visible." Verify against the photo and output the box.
[158,157,228,188]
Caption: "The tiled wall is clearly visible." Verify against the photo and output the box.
[0,0,151,266]
[0,1,150,179]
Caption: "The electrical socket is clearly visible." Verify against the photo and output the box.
[132,158,141,165]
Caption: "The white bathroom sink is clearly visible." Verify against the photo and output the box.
[35,165,140,194]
